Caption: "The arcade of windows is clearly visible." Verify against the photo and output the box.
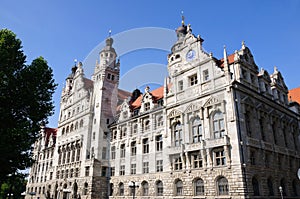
[113,177,229,196]
[171,111,225,147]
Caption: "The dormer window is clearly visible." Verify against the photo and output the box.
[189,74,198,86]
[144,102,150,111]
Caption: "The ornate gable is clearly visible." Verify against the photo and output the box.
[168,109,182,119]
[184,103,199,113]
[203,96,221,108]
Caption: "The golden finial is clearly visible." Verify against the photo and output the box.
[108,29,112,37]
[181,11,185,25]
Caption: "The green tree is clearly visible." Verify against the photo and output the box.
[0,29,57,184]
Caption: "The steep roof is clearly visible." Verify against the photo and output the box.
[288,87,300,104]
[218,53,235,67]
[83,78,94,90]
[131,86,166,109]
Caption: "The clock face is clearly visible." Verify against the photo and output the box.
[186,50,195,61]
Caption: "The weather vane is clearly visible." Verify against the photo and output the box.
[181,11,185,25]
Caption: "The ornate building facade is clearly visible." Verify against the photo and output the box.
[26,19,300,199]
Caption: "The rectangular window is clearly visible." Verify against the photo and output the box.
[85,166,90,176]
[143,162,149,173]
[189,74,198,86]
[76,148,80,161]
[143,138,149,154]
[156,135,163,151]
[178,80,183,91]
[203,69,209,81]
[120,144,126,158]
[215,149,226,166]
[111,146,116,159]
[102,147,107,159]
[193,154,203,168]
[156,160,163,172]
[174,129,183,147]
[112,130,117,141]
[75,168,79,177]
[144,102,150,111]
[110,167,115,176]
[119,165,125,176]
[131,164,136,174]
[174,157,183,170]
[132,124,138,134]
[71,150,75,162]
[49,172,53,180]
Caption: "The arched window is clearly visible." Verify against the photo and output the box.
[83,182,88,195]
[292,179,300,196]
[280,179,287,196]
[245,108,252,137]
[75,122,78,130]
[267,178,274,196]
[175,179,183,196]
[157,116,163,127]
[109,183,113,196]
[173,122,183,147]
[119,183,124,196]
[131,141,136,156]
[252,177,260,196]
[212,111,225,138]
[80,119,83,128]
[70,124,74,132]
[156,181,163,196]
[142,181,149,196]
[144,120,150,131]
[194,178,204,195]
[217,177,229,195]
[66,126,69,134]
[192,117,202,143]
[73,182,78,198]
[62,128,65,135]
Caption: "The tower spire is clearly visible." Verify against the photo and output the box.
[108,29,112,37]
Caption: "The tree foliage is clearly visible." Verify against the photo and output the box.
[0,29,57,184]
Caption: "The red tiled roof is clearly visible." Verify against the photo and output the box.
[288,87,300,104]
[131,85,169,109]
[219,53,235,67]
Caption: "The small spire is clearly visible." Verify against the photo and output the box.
[108,29,112,37]
[181,11,185,25]
[242,40,246,49]
[223,45,228,66]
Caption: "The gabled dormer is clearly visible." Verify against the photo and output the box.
[234,42,259,89]
[270,66,288,105]
[140,86,154,113]
[257,68,272,97]
[167,17,209,78]
[119,100,131,121]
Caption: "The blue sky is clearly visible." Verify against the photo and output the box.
[1,0,300,127]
